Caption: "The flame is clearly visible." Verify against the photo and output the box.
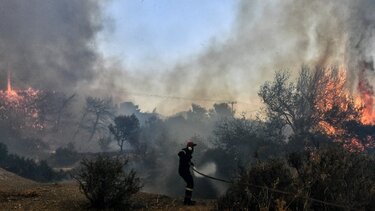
[7,69,11,92]
[344,138,365,152]
[356,69,375,125]
[0,70,43,130]
[6,68,18,97]
[318,121,337,135]
[315,67,357,126]
[314,67,374,151]
[315,67,349,113]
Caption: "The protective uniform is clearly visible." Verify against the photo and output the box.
[178,141,196,205]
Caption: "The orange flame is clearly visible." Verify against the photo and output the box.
[356,70,375,125]
[6,68,18,97]
[0,69,43,130]
[314,67,374,151]
[7,68,11,92]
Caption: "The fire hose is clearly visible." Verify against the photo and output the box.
[191,166,352,210]
[191,166,233,184]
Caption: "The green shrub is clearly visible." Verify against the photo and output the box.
[74,155,142,209]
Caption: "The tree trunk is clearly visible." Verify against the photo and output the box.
[88,114,100,142]
[120,141,123,152]
[73,111,88,140]
[55,94,75,132]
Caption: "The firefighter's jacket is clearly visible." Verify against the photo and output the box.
[178,148,193,174]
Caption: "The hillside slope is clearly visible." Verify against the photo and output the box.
[0,168,36,191]
[0,168,215,210]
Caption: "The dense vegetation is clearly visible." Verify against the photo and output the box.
[48,144,80,167]
[216,68,375,210]
[218,146,375,210]
[0,142,64,182]
[0,66,374,209]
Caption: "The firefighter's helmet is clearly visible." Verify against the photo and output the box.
[187,140,197,147]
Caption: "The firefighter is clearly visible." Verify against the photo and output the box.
[178,140,197,205]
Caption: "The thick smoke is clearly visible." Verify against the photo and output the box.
[0,0,104,92]
[132,0,375,115]
[1,0,374,115]
[2,1,374,115]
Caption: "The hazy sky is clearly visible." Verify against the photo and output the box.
[98,0,239,71]
[93,0,375,116]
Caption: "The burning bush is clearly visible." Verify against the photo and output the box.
[259,67,375,151]
[74,155,142,209]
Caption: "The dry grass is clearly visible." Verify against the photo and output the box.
[0,168,215,210]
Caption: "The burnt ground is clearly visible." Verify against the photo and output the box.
[0,168,216,210]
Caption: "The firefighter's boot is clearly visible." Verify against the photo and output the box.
[183,189,196,205]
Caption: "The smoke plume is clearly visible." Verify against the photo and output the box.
[1,0,374,115]
[0,0,104,92]
[130,0,375,115]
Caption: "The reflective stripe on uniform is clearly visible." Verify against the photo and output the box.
[185,187,193,191]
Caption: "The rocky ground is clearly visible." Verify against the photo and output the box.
[0,168,215,210]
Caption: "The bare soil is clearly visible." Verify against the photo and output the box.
[0,168,215,210]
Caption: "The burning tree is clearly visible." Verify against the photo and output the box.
[259,67,374,151]
[0,75,43,132]
[0,70,83,157]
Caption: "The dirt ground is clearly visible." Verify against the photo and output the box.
[0,168,215,210]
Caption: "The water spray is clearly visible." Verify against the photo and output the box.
[191,166,232,184]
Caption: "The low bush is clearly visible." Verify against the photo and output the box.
[74,155,142,209]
